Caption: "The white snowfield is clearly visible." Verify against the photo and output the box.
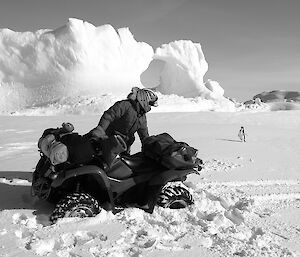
[0,111,300,257]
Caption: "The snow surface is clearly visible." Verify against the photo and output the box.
[0,111,300,257]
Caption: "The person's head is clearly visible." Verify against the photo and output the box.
[127,87,158,113]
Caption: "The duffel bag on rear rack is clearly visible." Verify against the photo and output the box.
[37,122,95,167]
[142,133,198,170]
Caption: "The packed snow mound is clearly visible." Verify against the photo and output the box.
[0,18,153,113]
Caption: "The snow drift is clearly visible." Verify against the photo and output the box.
[0,18,236,115]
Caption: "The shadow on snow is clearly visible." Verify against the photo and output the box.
[0,171,54,222]
[217,138,242,143]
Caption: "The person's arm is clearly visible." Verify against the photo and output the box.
[137,115,149,144]
[88,101,129,140]
[98,101,129,130]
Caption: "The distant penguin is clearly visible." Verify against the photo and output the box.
[238,126,246,142]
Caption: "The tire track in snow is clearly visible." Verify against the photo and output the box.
[198,179,300,202]
[201,159,300,202]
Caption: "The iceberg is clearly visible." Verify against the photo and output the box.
[0,18,153,113]
[0,18,235,114]
[154,40,209,98]
[153,40,234,110]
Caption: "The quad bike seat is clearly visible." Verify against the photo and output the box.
[121,152,165,175]
[121,153,145,169]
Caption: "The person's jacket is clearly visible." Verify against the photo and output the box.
[98,99,149,146]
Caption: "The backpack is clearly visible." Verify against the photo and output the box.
[38,123,95,166]
[142,133,198,170]
[38,128,69,165]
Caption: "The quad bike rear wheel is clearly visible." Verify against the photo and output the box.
[157,185,194,209]
[50,192,101,223]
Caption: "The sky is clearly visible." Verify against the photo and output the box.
[0,0,299,101]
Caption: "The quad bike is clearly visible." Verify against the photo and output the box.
[32,127,202,223]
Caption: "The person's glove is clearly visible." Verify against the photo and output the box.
[89,126,108,140]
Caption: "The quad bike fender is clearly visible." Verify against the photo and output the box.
[148,168,196,186]
[51,165,110,190]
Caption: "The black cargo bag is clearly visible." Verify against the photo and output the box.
[59,133,96,165]
[142,133,198,170]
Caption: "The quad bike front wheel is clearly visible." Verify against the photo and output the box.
[50,192,101,223]
[157,185,194,209]
[31,156,61,203]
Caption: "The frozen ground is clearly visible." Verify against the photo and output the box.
[0,110,299,257]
